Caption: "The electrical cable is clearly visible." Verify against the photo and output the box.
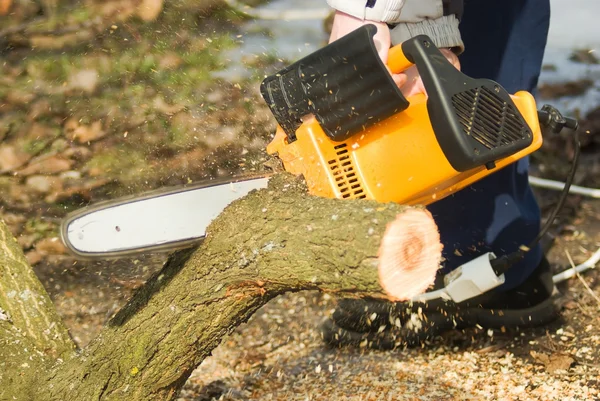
[490,114,582,277]
[530,129,581,249]
[529,176,600,198]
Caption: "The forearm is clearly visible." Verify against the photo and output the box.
[326,0,464,53]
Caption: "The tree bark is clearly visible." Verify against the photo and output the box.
[0,217,76,400]
[0,223,74,357]
[0,173,442,400]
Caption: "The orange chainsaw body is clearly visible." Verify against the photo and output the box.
[266,90,542,206]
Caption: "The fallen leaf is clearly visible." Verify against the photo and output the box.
[17,156,73,176]
[530,351,574,373]
[206,89,225,104]
[68,69,99,94]
[530,350,550,365]
[62,145,92,160]
[0,145,32,172]
[137,0,163,21]
[25,175,63,194]
[65,119,106,143]
[153,96,185,115]
[25,250,42,266]
[17,234,38,250]
[159,52,183,70]
[2,213,26,226]
[35,237,67,255]
[27,99,53,121]
[109,276,145,290]
[0,0,12,16]
[45,177,109,203]
[30,32,93,50]
[29,122,59,141]
[5,89,35,106]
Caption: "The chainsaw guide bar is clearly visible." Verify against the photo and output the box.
[60,175,271,258]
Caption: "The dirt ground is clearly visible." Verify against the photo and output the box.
[1,1,600,400]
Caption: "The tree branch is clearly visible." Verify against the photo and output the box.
[34,173,442,400]
[0,220,75,359]
[0,317,50,400]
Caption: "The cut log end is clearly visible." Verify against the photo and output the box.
[377,208,443,301]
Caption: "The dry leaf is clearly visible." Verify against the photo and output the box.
[530,351,574,373]
[45,177,109,203]
[546,354,575,373]
[65,119,106,143]
[17,156,73,176]
[68,69,99,94]
[27,100,53,121]
[2,213,26,226]
[0,145,32,172]
[25,250,43,266]
[35,237,67,255]
[30,32,93,50]
[159,52,183,70]
[29,122,58,140]
[110,276,145,290]
[0,0,12,16]
[25,175,63,194]
[18,234,38,250]
[5,89,35,106]
[137,0,163,21]
[153,96,185,115]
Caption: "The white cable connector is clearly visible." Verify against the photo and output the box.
[408,176,600,304]
[408,252,504,303]
[443,252,505,303]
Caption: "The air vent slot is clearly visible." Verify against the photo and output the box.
[452,86,529,150]
[328,143,366,199]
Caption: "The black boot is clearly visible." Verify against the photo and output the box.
[321,256,559,349]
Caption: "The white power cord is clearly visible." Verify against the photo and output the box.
[529,176,600,199]
[528,174,600,283]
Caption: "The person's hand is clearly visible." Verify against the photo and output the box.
[328,11,461,98]
[328,10,406,88]
[399,48,461,97]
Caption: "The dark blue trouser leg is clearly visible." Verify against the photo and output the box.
[427,0,551,291]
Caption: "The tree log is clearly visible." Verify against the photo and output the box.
[0,173,442,400]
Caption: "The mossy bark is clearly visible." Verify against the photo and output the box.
[0,223,74,357]
[0,173,440,400]
[0,219,75,401]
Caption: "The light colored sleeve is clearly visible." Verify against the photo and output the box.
[326,0,407,23]
[326,0,464,54]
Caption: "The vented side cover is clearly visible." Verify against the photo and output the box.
[401,35,533,172]
[259,24,409,142]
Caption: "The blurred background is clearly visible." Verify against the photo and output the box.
[1,1,599,399]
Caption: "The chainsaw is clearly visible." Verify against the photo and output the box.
[60,24,579,278]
